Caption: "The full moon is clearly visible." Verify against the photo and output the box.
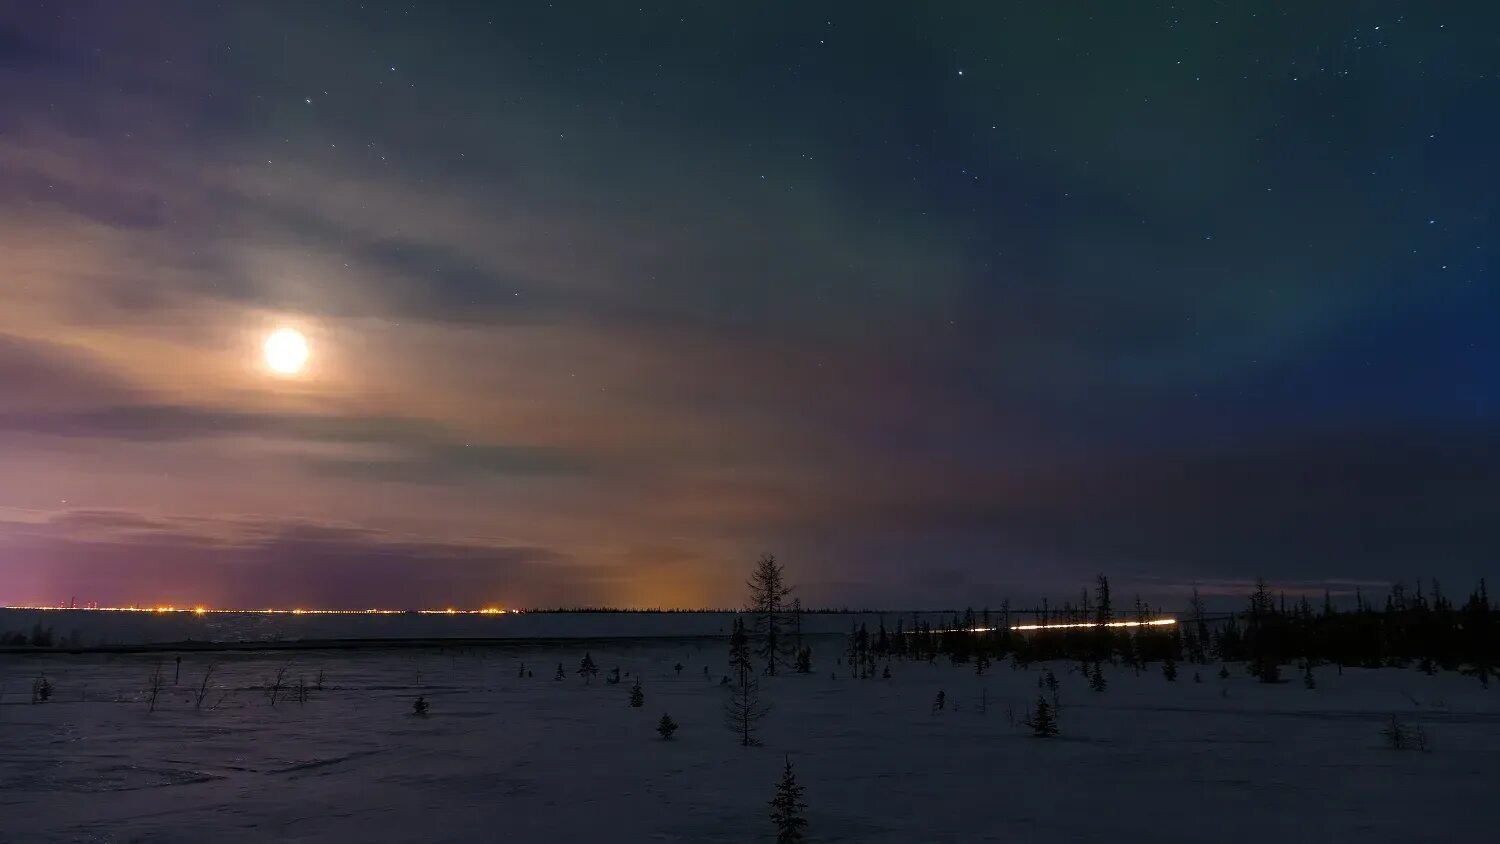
[263,328,310,375]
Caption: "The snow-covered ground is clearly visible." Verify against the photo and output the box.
[3,639,1496,842]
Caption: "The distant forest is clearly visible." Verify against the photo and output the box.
[861,576,1498,688]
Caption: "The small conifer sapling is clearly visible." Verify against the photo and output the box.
[1026,695,1059,738]
[769,756,808,843]
[657,713,678,739]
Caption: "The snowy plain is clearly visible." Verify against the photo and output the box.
[3,634,1498,843]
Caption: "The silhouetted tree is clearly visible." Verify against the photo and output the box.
[746,554,795,675]
[1380,715,1409,750]
[656,713,678,739]
[794,646,812,674]
[1026,695,1058,737]
[1089,661,1107,692]
[630,679,644,707]
[412,695,429,716]
[769,756,808,843]
[578,653,599,684]
[554,663,565,681]
[729,618,754,685]
[725,675,770,746]
[1162,657,1178,682]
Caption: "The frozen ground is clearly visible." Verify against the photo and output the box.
[3,639,1497,843]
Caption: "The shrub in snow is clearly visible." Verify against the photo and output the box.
[412,695,430,716]
[769,756,808,843]
[1380,716,1428,751]
[795,647,812,674]
[1026,695,1059,738]
[656,713,678,740]
[578,653,599,683]
[32,676,52,703]
[1380,715,1407,749]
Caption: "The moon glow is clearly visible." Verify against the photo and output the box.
[264,328,310,375]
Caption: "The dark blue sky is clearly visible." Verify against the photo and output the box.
[0,1,1494,608]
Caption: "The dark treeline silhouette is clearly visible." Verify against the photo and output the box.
[876,575,1498,688]
[514,605,952,614]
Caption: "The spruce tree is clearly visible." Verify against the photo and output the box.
[769,756,808,843]
[729,618,754,685]
[1162,657,1178,682]
[630,679,644,707]
[554,662,564,681]
[881,664,890,679]
[578,653,599,683]
[1217,664,1230,680]
[1026,695,1058,737]
[1089,661,1108,692]
[412,695,429,716]
[656,713,679,739]
[933,690,946,712]
[517,662,525,679]
[794,646,812,674]
[1303,662,1316,689]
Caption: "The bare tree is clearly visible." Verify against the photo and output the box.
[265,663,290,707]
[725,674,770,746]
[746,554,795,675]
[193,663,217,712]
[147,661,165,712]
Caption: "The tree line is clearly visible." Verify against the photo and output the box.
[856,575,1497,688]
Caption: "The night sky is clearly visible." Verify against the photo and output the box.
[1,2,1495,609]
